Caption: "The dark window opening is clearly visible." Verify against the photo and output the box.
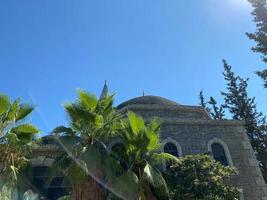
[164,142,179,169]
[31,166,69,200]
[211,143,228,166]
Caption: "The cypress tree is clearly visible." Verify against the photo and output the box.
[247,0,267,87]
[199,91,224,120]
[221,59,267,181]
[199,90,206,108]
[208,97,225,120]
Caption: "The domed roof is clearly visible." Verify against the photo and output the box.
[117,95,179,109]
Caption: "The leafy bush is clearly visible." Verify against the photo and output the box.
[164,154,240,200]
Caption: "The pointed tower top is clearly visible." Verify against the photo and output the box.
[100,80,109,99]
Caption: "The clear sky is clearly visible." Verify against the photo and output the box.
[0,0,266,135]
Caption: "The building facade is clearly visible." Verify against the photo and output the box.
[30,88,267,199]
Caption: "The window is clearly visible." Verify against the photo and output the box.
[164,142,179,169]
[31,166,70,200]
[211,143,228,166]
[47,177,69,200]
[208,138,233,167]
[32,166,50,196]
[164,142,179,157]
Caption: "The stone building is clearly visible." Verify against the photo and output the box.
[30,84,267,200]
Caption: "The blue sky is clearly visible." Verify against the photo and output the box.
[0,0,266,135]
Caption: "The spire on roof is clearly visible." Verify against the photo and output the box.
[100,80,109,99]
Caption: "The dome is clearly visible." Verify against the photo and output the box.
[117,95,179,109]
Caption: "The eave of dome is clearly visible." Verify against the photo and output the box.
[117,95,179,109]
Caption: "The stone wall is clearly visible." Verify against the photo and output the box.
[159,120,267,200]
[122,104,267,200]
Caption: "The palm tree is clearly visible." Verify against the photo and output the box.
[52,89,123,200]
[0,94,39,198]
[108,112,179,200]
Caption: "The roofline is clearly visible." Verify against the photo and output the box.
[162,119,245,126]
[117,104,212,119]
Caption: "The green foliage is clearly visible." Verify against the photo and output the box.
[247,0,267,87]
[256,70,267,88]
[114,111,178,200]
[208,97,225,120]
[128,111,145,134]
[108,171,139,200]
[199,90,206,108]
[221,60,267,181]
[0,93,39,188]
[247,0,267,63]
[57,195,72,200]
[61,89,122,142]
[198,91,224,119]
[52,90,123,199]
[164,154,239,200]
[200,61,267,182]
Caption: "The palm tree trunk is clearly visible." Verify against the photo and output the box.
[72,177,103,200]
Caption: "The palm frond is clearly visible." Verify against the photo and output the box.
[57,195,72,200]
[11,124,39,135]
[77,89,98,111]
[145,129,161,152]
[108,171,139,200]
[6,99,19,122]
[143,163,169,198]
[0,94,10,117]
[147,118,161,132]
[103,156,123,182]
[15,104,34,122]
[10,165,19,182]
[128,111,145,135]
[80,145,102,175]
[149,152,180,165]
[53,126,75,136]
[6,132,19,144]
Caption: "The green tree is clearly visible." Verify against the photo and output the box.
[208,97,225,120]
[0,94,39,198]
[164,154,239,200]
[221,60,267,181]
[109,112,179,200]
[52,89,123,200]
[247,0,267,87]
[199,91,224,120]
[199,90,207,108]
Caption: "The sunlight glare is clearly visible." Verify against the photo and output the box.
[228,0,251,9]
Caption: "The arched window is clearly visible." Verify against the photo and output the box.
[208,138,233,167]
[162,139,182,170]
[161,137,182,157]
[164,142,179,169]
[211,143,228,166]
[164,142,179,157]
